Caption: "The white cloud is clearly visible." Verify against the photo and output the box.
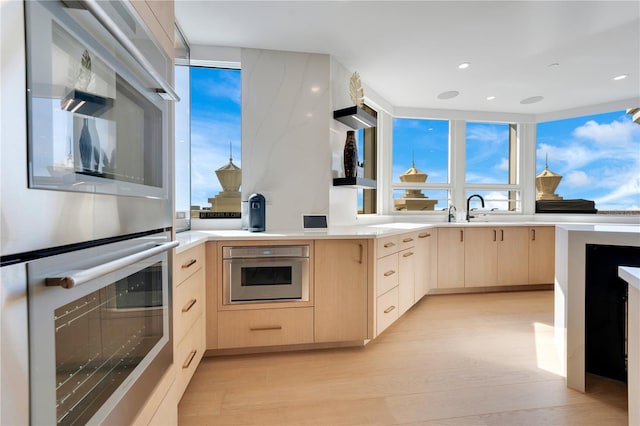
[573,117,640,145]
[496,157,509,171]
[563,170,591,187]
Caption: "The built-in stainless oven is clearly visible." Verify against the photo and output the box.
[223,245,310,304]
[1,0,176,258]
[27,231,178,425]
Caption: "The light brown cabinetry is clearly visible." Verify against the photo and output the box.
[398,247,416,315]
[464,227,498,287]
[414,230,432,300]
[528,226,555,284]
[437,228,465,288]
[437,225,555,290]
[130,0,175,58]
[314,239,370,343]
[374,230,427,335]
[173,244,206,398]
[497,227,530,285]
[217,307,314,348]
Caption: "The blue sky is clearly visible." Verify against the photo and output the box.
[188,67,639,211]
[189,67,241,208]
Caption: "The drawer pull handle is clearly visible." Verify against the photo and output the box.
[402,237,413,243]
[460,229,464,242]
[418,232,431,238]
[532,229,536,241]
[182,350,197,369]
[403,252,414,258]
[383,242,395,248]
[182,298,197,313]
[384,305,396,314]
[250,326,282,331]
[501,229,504,241]
[182,258,197,269]
[358,243,363,264]
[493,230,497,242]
[383,270,396,277]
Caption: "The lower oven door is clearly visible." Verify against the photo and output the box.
[27,232,177,425]
[223,257,310,304]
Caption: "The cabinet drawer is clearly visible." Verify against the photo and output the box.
[175,311,205,398]
[174,267,205,344]
[398,233,416,251]
[175,244,205,285]
[376,286,399,336]
[217,307,314,349]
[377,254,399,296]
[377,235,400,258]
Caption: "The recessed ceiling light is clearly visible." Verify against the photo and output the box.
[458,62,470,70]
[520,96,544,104]
[486,96,496,101]
[437,90,459,100]
[310,86,321,93]
[613,74,629,81]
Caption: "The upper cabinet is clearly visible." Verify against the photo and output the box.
[130,0,175,59]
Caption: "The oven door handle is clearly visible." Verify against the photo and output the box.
[46,241,179,289]
[76,0,180,102]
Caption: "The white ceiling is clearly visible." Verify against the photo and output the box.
[175,1,640,117]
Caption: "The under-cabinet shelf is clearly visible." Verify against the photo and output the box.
[333,106,377,129]
[333,177,376,189]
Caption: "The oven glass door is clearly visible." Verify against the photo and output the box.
[226,258,309,303]
[25,0,170,199]
[27,235,173,425]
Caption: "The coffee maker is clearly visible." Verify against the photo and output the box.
[248,193,266,232]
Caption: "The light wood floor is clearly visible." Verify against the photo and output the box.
[178,291,628,425]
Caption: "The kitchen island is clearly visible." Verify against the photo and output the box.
[554,224,640,394]
[620,266,640,426]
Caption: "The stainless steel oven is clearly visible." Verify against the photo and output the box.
[27,231,178,425]
[1,0,176,258]
[223,245,310,304]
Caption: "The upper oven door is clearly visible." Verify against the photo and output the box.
[24,0,174,199]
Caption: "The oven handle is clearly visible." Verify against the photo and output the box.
[46,241,179,289]
[76,0,180,102]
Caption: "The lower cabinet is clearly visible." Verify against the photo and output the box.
[437,225,555,289]
[314,239,369,342]
[398,247,416,315]
[529,226,555,284]
[217,307,314,348]
[414,230,432,300]
[173,244,206,399]
[437,227,465,288]
[376,286,399,335]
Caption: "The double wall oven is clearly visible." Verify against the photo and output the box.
[1,0,178,424]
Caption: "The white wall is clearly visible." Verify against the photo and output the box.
[241,48,332,231]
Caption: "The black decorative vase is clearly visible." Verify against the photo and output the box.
[79,117,92,172]
[343,130,358,178]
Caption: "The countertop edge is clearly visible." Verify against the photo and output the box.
[173,222,565,253]
[619,266,640,291]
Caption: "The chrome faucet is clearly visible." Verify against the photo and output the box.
[448,204,457,222]
[466,194,485,221]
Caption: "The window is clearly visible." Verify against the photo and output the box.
[190,66,241,219]
[391,118,450,212]
[174,25,190,232]
[357,106,377,214]
[536,110,640,212]
[465,121,520,212]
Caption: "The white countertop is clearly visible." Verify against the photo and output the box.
[175,223,435,252]
[175,221,639,253]
[620,266,640,291]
